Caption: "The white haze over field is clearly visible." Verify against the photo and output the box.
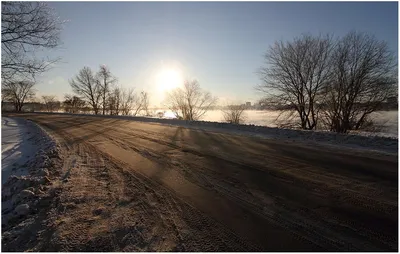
[155,110,398,138]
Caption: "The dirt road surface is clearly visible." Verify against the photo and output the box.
[5,113,398,251]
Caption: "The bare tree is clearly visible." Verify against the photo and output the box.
[120,88,135,115]
[222,104,246,124]
[165,79,217,121]
[323,31,397,133]
[42,95,59,112]
[107,86,141,116]
[70,67,101,114]
[258,34,334,130]
[63,94,85,114]
[1,2,63,83]
[140,91,150,116]
[2,80,35,112]
[97,65,117,115]
[129,91,150,116]
[108,86,121,115]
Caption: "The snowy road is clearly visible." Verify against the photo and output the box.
[2,113,398,251]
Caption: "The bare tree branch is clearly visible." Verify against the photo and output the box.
[69,66,101,114]
[164,79,217,121]
[42,95,60,112]
[257,33,334,130]
[119,87,135,115]
[324,31,397,133]
[63,94,86,113]
[2,2,64,83]
[221,104,247,124]
[97,65,117,115]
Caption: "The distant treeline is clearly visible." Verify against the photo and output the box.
[268,98,398,111]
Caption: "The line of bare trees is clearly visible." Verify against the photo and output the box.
[258,31,397,133]
[67,76,220,122]
[69,66,150,116]
[62,95,85,113]
[2,81,35,112]
[42,95,60,112]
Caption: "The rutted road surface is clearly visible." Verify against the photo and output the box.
[9,113,399,251]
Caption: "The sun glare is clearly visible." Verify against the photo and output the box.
[156,69,183,92]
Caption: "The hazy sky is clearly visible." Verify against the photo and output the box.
[36,1,398,106]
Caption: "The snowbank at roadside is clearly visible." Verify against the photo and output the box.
[31,112,399,154]
[1,117,59,227]
[2,117,57,183]
[2,118,37,184]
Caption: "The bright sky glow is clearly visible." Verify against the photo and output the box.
[156,68,183,92]
[34,2,398,107]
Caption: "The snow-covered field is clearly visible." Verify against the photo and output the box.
[158,110,398,138]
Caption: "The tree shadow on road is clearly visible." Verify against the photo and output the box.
[170,126,184,147]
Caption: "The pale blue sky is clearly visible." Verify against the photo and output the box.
[36,1,398,106]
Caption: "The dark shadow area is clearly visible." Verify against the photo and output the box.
[182,127,398,251]
[170,126,184,146]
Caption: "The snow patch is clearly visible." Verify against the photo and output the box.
[2,117,33,184]
[1,116,59,228]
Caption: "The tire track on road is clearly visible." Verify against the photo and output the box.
[66,118,384,250]
[37,117,262,251]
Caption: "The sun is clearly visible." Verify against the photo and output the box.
[156,69,183,92]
